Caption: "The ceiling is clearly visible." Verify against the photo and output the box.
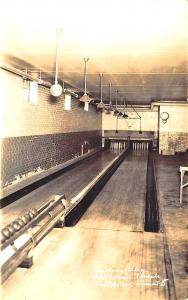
[1,0,188,104]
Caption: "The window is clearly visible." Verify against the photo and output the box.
[23,79,38,104]
[64,94,71,110]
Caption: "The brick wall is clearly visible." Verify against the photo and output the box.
[1,69,102,187]
[160,132,188,154]
[159,105,188,154]
[1,69,101,137]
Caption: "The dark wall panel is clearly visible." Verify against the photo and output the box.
[1,131,102,187]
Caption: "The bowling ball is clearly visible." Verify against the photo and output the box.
[2,227,11,239]
[0,231,6,243]
[20,215,28,225]
[17,218,25,228]
[28,211,34,219]
[12,221,21,231]
[7,225,15,236]
[24,212,31,222]
[30,208,38,217]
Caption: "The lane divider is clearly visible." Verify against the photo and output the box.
[0,146,130,284]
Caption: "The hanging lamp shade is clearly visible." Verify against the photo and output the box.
[80,58,91,103]
[122,112,128,118]
[113,110,119,115]
[97,73,105,110]
[113,110,119,116]
[80,93,91,102]
[108,105,114,111]
[97,101,106,109]
[50,83,63,97]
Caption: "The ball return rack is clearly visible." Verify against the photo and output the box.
[0,146,129,284]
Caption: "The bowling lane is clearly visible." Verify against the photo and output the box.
[76,151,148,232]
[1,146,169,300]
[2,228,168,300]
[0,150,121,228]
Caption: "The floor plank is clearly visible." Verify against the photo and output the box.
[76,152,148,232]
[1,228,168,300]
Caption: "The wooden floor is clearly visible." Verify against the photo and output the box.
[1,229,168,300]
[0,150,118,228]
[1,150,172,300]
[154,153,188,300]
[76,152,148,232]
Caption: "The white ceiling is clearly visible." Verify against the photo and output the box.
[1,0,188,104]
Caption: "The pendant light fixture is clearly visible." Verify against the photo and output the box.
[118,96,123,117]
[97,73,106,110]
[115,115,119,133]
[139,118,142,134]
[122,97,128,118]
[113,90,119,116]
[50,28,63,97]
[106,82,114,114]
[80,58,91,103]
[130,103,142,134]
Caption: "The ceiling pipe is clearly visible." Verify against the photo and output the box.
[113,90,119,116]
[108,83,114,111]
[0,63,51,87]
[79,58,91,103]
[118,96,123,117]
[50,28,63,97]
[122,97,128,118]
[97,73,106,110]
[1,63,81,99]
[105,82,114,114]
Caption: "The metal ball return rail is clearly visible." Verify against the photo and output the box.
[0,146,129,284]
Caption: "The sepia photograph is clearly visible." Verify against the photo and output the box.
[0,0,188,299]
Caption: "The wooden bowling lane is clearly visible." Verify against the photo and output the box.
[2,228,168,300]
[75,152,148,232]
[0,150,119,228]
